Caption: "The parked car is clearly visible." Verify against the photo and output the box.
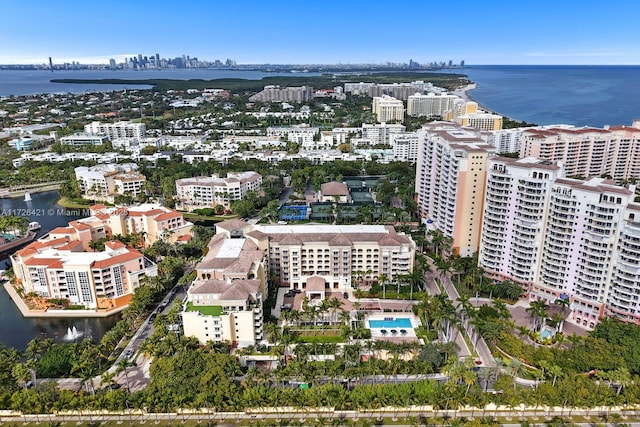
[292,289,302,294]
[343,292,349,299]
[124,349,133,359]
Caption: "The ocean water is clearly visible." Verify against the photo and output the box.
[445,65,640,128]
[0,69,317,97]
[2,66,638,129]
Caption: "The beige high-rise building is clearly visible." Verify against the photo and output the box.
[415,122,493,256]
[520,123,640,183]
[372,95,405,123]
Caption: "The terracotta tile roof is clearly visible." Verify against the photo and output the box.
[306,276,326,291]
[215,219,249,232]
[105,240,126,250]
[92,249,141,269]
[153,211,182,222]
[69,221,92,231]
[24,257,59,266]
[49,227,75,235]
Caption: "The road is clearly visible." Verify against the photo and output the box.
[3,407,639,425]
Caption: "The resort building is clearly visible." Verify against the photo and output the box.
[415,122,493,256]
[84,121,147,140]
[11,239,157,310]
[48,204,192,249]
[372,95,405,123]
[248,85,314,103]
[444,101,503,131]
[266,126,319,148]
[479,157,564,288]
[361,123,406,145]
[477,161,640,328]
[520,122,640,183]
[74,164,146,201]
[175,171,262,211]
[182,232,267,348]
[240,222,415,290]
[390,132,419,162]
[407,92,459,118]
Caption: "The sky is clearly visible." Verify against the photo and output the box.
[1,0,640,65]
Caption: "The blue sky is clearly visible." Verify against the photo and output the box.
[2,0,639,65]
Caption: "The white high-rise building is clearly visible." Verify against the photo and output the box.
[361,123,406,145]
[479,157,563,287]
[415,122,494,256]
[407,92,459,118]
[478,167,640,328]
[390,132,419,162]
[84,121,146,140]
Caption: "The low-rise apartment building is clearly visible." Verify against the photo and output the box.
[48,204,192,249]
[74,164,146,201]
[175,171,262,211]
[183,232,267,348]
[11,239,157,310]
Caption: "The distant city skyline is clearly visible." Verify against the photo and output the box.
[2,0,639,66]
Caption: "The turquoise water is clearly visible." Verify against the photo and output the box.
[540,328,554,339]
[368,318,412,328]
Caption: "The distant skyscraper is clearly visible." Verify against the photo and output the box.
[48,57,53,72]
[109,58,116,70]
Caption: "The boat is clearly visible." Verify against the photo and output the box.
[0,231,37,257]
[28,221,41,231]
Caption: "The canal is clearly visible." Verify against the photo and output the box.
[0,191,120,351]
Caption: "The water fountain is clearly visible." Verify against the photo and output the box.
[64,326,83,341]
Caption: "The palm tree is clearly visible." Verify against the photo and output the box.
[11,363,31,389]
[101,371,116,389]
[116,358,136,392]
[526,299,549,332]
[507,358,523,390]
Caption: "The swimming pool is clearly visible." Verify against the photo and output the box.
[368,317,413,329]
[540,327,554,339]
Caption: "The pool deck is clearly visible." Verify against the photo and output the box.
[366,313,420,341]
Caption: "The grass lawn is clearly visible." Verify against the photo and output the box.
[182,212,239,222]
[185,302,223,316]
[57,197,96,209]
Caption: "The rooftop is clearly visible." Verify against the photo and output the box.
[185,302,223,316]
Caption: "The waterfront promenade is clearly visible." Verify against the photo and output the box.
[2,281,127,318]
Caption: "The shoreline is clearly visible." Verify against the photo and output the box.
[454,81,528,124]
[0,183,62,199]
[3,282,125,318]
